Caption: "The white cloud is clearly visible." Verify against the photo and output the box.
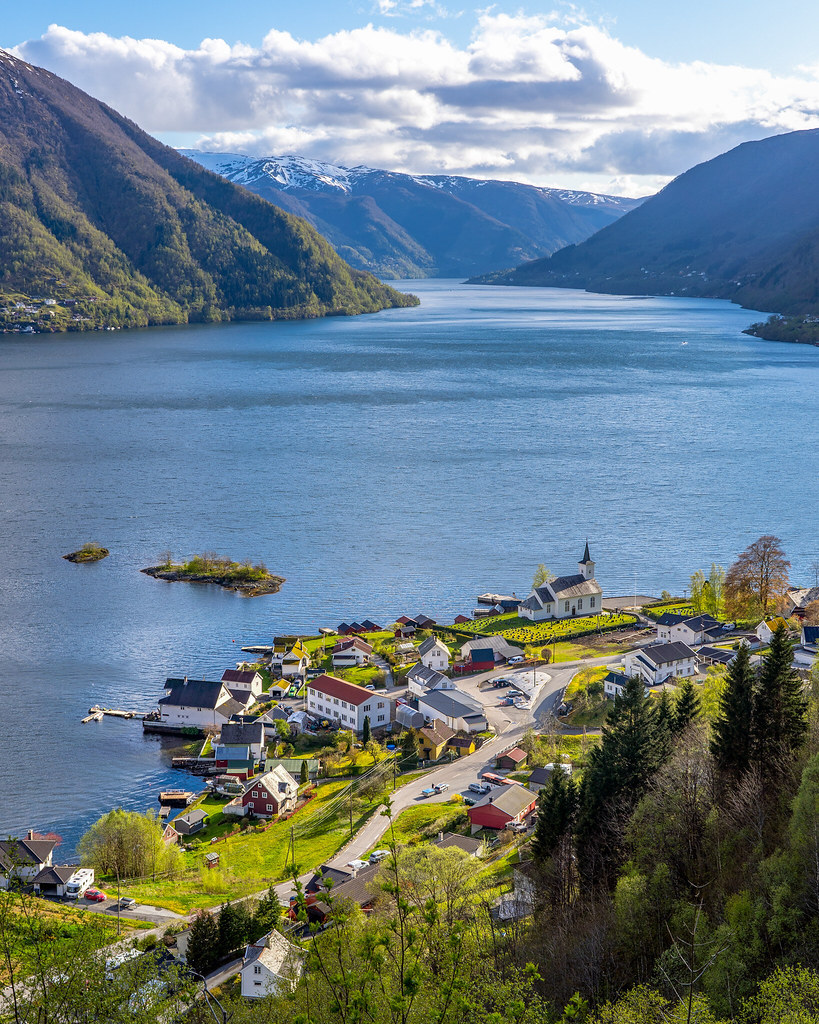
[12,14,819,195]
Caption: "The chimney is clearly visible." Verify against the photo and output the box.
[438,831,444,843]
[27,828,35,840]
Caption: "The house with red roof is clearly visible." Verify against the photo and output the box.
[306,674,393,734]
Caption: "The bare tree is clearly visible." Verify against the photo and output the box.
[724,535,790,618]
[804,600,819,626]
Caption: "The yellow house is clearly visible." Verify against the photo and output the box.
[418,720,455,761]
[447,735,476,758]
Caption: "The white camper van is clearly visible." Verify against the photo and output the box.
[65,868,95,899]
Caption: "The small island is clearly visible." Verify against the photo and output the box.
[141,552,285,596]
[63,543,110,563]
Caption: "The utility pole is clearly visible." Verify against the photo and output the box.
[348,783,354,839]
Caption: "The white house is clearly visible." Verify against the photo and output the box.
[157,678,237,730]
[282,642,310,679]
[407,663,455,697]
[331,637,373,668]
[0,833,58,889]
[624,642,698,686]
[756,618,789,645]
[519,543,602,621]
[416,687,488,733]
[655,614,722,645]
[240,930,303,998]
[221,668,264,698]
[603,669,631,698]
[784,586,819,617]
[417,636,450,672]
[306,674,392,733]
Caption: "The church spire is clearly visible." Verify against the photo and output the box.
[582,539,591,564]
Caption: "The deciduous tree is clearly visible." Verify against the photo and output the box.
[725,534,790,618]
[533,564,555,588]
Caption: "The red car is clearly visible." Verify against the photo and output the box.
[84,889,107,902]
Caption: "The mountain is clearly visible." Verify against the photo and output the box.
[489,129,819,317]
[0,52,416,332]
[182,151,641,279]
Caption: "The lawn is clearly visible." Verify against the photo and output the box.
[550,640,625,663]
[448,611,637,647]
[119,779,389,913]
[381,801,469,849]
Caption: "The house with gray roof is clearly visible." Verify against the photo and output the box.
[416,687,488,733]
[407,662,454,696]
[417,635,450,672]
[519,543,602,621]
[459,634,522,663]
[240,929,303,998]
[0,832,58,889]
[624,641,698,686]
[157,678,236,731]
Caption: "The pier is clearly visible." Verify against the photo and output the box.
[80,705,156,723]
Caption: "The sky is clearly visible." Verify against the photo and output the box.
[5,1,819,196]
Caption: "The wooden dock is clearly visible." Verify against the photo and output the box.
[81,705,153,724]
[158,789,196,807]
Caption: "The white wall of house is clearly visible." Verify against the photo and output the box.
[241,962,283,998]
[282,657,308,679]
[306,689,391,732]
[159,703,232,729]
[521,594,601,622]
[332,649,368,667]
[420,643,450,672]
[624,652,697,685]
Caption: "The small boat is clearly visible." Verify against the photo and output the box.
[680,341,689,346]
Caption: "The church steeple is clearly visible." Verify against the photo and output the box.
[579,541,595,580]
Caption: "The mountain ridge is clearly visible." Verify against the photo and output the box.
[483,128,819,318]
[0,50,416,333]
[182,150,642,279]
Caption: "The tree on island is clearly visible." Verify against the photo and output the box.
[725,534,790,619]
[533,564,555,588]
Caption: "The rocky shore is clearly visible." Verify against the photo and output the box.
[140,566,285,596]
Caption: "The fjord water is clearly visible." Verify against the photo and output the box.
[2,279,818,853]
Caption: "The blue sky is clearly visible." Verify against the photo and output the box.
[6,1,819,194]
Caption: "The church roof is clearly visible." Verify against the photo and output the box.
[582,540,591,563]
[548,574,602,599]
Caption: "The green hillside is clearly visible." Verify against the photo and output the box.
[0,51,417,332]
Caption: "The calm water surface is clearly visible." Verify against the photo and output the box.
[1,280,818,854]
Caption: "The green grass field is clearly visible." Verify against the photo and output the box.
[448,611,637,647]
[382,801,469,849]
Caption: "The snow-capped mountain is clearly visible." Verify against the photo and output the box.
[181,150,643,278]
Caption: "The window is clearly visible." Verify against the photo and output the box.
[254,966,262,975]
[564,601,570,612]
[334,698,339,705]
[254,981,262,986]
[363,704,371,711]
[251,791,258,798]
[577,599,583,610]
[378,715,385,722]
[377,701,384,709]
[590,596,596,608]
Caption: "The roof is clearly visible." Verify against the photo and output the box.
[333,637,372,654]
[219,697,249,718]
[219,722,265,747]
[640,641,697,666]
[447,735,475,748]
[331,863,381,906]
[418,687,483,719]
[803,625,819,644]
[581,540,592,564]
[361,620,382,631]
[243,929,302,980]
[697,646,736,665]
[306,864,353,893]
[604,670,630,686]
[434,832,483,855]
[454,615,471,623]
[789,586,819,609]
[221,669,261,685]
[546,573,602,599]
[308,673,380,707]
[761,617,789,633]
[32,864,79,885]
[418,636,448,657]
[414,614,436,627]
[460,635,521,658]
[528,767,553,785]
[680,615,721,632]
[175,808,208,827]
[407,663,449,688]
[419,719,456,746]
[0,836,57,869]
[470,648,495,663]
[226,687,256,706]
[252,764,298,795]
[158,679,226,709]
[655,612,686,626]
[499,747,528,764]
[470,784,536,818]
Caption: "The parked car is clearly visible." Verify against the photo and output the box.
[505,821,528,834]
[507,689,524,698]
[420,787,437,799]
[369,850,390,865]
[469,781,490,794]
[508,655,524,664]
[347,859,368,871]
[117,897,137,910]
[433,782,449,793]
[514,699,532,710]
[463,795,477,806]
[84,889,107,902]
[492,678,510,688]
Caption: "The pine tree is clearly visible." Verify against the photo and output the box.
[217,900,251,959]
[655,688,675,759]
[711,642,755,776]
[673,679,701,734]
[752,624,808,771]
[362,715,372,745]
[300,759,309,785]
[531,769,578,864]
[251,884,283,941]
[186,909,219,975]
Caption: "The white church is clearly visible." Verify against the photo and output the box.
[519,543,603,621]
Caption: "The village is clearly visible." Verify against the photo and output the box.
[5,540,819,1004]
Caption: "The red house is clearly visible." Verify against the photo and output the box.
[467,785,537,831]
[496,747,528,771]
[241,766,299,819]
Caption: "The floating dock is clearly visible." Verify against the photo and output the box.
[81,705,154,724]
[158,790,196,807]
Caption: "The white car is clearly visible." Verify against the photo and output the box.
[468,781,490,794]
[369,850,390,865]
[347,859,368,871]
[508,655,524,664]
[514,699,531,710]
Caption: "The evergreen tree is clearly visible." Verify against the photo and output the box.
[711,642,755,776]
[752,624,808,770]
[673,678,701,734]
[362,715,372,745]
[576,675,665,886]
[251,884,283,942]
[300,759,309,785]
[531,769,578,864]
[186,909,219,976]
[218,900,251,959]
[655,688,675,758]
